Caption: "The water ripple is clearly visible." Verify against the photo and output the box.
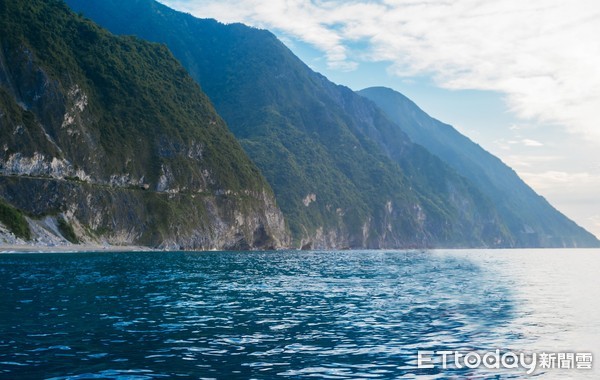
[1,249,599,379]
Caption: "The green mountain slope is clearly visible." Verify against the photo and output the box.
[66,0,521,248]
[0,0,288,249]
[359,87,599,247]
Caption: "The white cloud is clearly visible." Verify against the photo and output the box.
[521,139,544,147]
[493,137,544,151]
[519,170,600,191]
[161,0,600,143]
[504,154,560,168]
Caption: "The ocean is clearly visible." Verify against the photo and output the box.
[1,249,598,379]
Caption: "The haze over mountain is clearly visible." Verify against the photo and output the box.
[65,0,599,248]
[0,0,288,249]
[359,87,599,247]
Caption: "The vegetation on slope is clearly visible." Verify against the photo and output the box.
[66,0,515,248]
[0,198,30,240]
[0,0,288,248]
[0,0,267,193]
[57,216,78,244]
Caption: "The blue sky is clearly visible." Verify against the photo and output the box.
[162,0,600,238]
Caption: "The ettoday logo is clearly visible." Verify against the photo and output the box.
[417,350,593,374]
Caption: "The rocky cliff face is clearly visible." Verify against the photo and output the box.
[0,177,287,249]
[65,0,516,249]
[0,0,289,249]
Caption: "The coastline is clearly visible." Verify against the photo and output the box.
[0,243,155,254]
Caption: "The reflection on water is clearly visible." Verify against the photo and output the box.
[0,249,598,379]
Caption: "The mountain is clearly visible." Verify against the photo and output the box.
[64,0,528,249]
[359,87,599,247]
[0,0,288,249]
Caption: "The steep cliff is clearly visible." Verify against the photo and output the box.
[0,0,289,249]
[66,0,518,249]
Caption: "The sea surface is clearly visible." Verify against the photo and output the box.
[0,249,598,379]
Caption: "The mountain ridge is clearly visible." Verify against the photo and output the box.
[359,86,599,247]
[65,0,534,249]
[0,0,289,249]
[2,0,594,249]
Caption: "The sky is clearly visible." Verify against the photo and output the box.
[161,0,600,239]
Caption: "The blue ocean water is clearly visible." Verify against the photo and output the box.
[0,249,598,379]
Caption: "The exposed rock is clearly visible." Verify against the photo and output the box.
[0,0,291,250]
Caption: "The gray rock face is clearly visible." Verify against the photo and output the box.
[0,176,288,249]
